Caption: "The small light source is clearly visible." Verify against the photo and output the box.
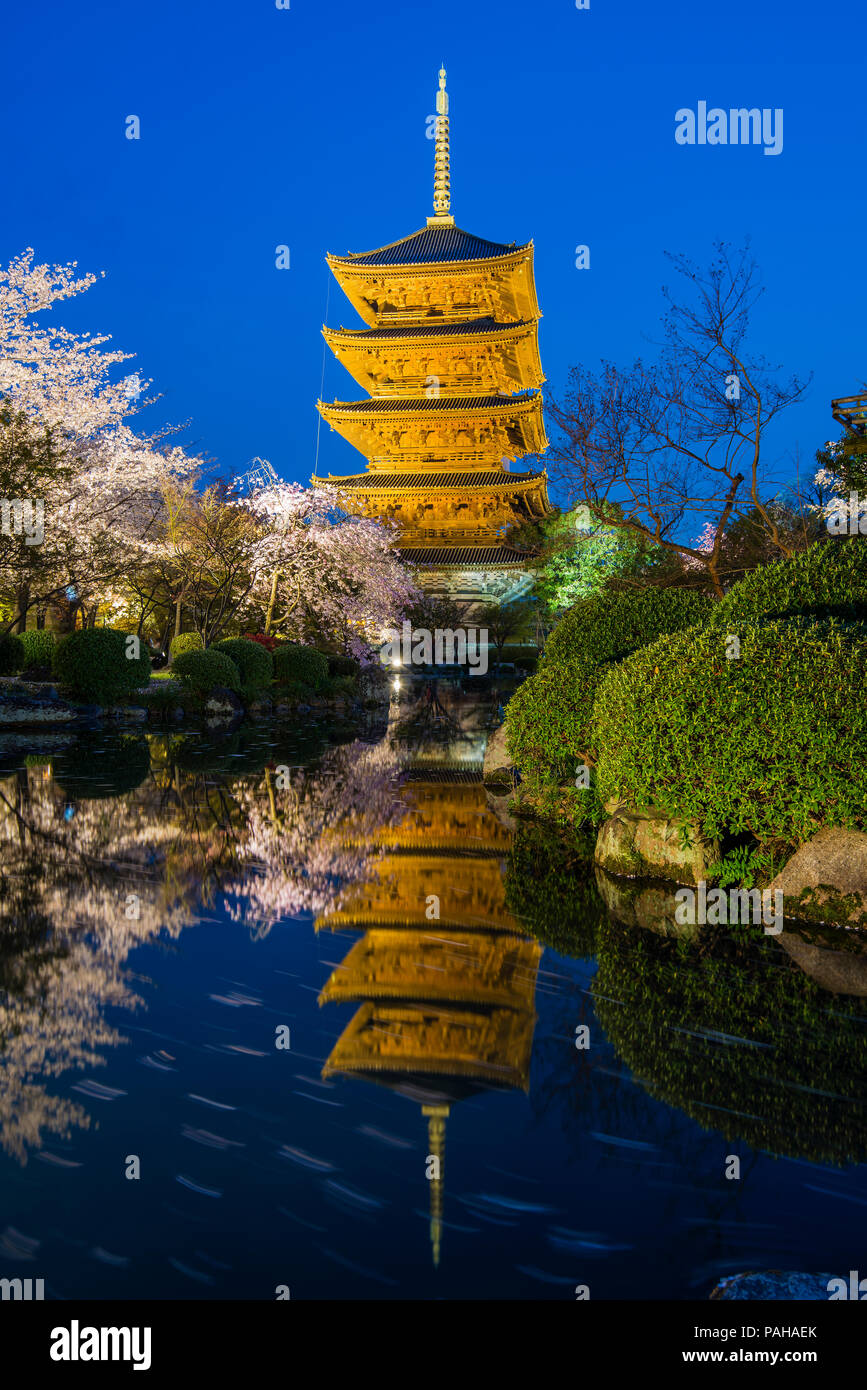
[390,656,402,668]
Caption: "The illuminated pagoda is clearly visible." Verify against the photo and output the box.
[314,68,552,607]
[317,692,541,1266]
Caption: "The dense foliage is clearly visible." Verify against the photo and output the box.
[543,587,713,667]
[213,637,274,691]
[506,588,712,787]
[273,643,328,690]
[52,628,151,703]
[594,616,867,850]
[169,632,204,660]
[15,629,56,672]
[707,536,867,629]
[172,647,240,694]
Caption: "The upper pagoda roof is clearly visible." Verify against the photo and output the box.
[317,469,544,490]
[320,393,540,415]
[327,317,530,341]
[329,225,529,269]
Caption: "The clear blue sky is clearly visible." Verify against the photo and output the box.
[3,0,864,497]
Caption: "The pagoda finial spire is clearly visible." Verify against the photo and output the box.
[427,66,455,228]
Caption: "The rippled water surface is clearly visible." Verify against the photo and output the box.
[1,684,866,1300]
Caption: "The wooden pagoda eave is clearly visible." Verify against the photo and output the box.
[327,247,540,328]
[322,321,545,397]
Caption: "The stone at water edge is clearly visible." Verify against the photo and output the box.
[779,930,867,995]
[594,865,701,938]
[594,803,719,886]
[204,686,244,716]
[710,1271,835,1301]
[483,723,515,788]
[0,697,76,725]
[768,827,867,929]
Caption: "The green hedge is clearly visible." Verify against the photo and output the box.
[169,631,204,660]
[0,633,23,675]
[273,643,328,689]
[543,587,713,667]
[506,588,712,785]
[52,629,152,703]
[172,648,240,694]
[16,629,56,671]
[709,537,867,629]
[213,637,274,691]
[593,617,867,850]
[506,658,595,787]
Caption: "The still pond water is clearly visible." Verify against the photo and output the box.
[1,683,866,1301]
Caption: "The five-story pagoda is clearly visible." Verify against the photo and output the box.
[314,68,552,607]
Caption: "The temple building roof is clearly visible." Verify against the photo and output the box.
[319,393,538,414]
[328,225,529,269]
[320,469,543,490]
[327,317,528,340]
[399,544,534,566]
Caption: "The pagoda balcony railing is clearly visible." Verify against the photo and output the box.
[401,526,500,541]
[371,307,498,327]
[369,380,520,400]
[832,392,867,436]
[368,451,521,469]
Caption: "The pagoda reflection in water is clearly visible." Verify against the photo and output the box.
[317,685,541,1265]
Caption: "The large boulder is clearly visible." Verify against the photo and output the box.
[768,828,867,929]
[595,866,700,938]
[594,803,719,885]
[779,931,867,995]
[483,724,515,789]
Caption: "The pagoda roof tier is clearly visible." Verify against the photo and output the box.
[316,392,548,465]
[327,229,539,327]
[322,318,544,398]
[316,468,544,490]
[329,224,528,268]
[398,544,535,567]
[321,1001,535,1090]
[318,931,541,1010]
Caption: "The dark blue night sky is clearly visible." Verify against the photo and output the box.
[3,0,863,499]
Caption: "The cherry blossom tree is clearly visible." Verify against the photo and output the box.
[243,481,420,658]
[0,250,200,631]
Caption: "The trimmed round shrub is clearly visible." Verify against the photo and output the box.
[327,654,361,678]
[172,648,240,694]
[213,637,274,691]
[544,587,713,667]
[0,632,24,675]
[52,629,152,703]
[506,658,593,787]
[506,588,712,784]
[16,629,56,672]
[169,631,204,661]
[708,536,867,629]
[593,616,867,849]
[273,642,328,690]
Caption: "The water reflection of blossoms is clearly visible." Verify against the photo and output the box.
[224,739,407,937]
[0,728,408,1161]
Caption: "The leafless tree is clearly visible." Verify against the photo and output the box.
[547,243,811,597]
